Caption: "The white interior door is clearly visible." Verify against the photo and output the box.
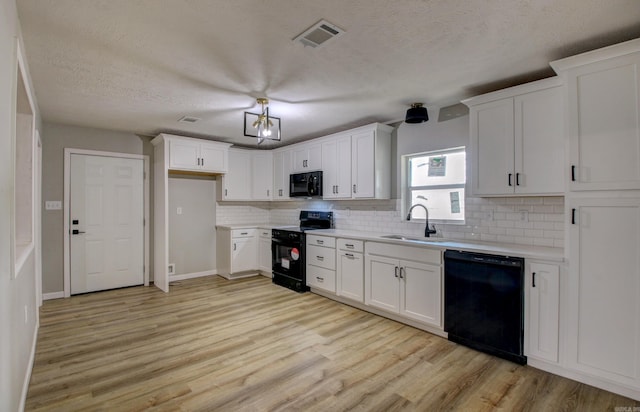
[70,154,144,294]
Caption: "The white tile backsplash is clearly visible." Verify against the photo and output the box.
[216,196,564,248]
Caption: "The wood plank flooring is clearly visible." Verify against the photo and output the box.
[27,276,639,411]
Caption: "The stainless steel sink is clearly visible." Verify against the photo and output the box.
[379,234,447,243]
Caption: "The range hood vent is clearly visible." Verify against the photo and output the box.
[294,19,344,48]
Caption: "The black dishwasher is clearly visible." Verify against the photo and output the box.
[444,250,526,365]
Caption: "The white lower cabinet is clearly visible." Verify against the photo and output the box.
[365,242,442,329]
[526,262,560,363]
[216,228,258,279]
[258,228,272,277]
[337,239,364,302]
[306,235,336,293]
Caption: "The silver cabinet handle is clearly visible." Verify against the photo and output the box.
[316,256,324,260]
[233,243,236,251]
[316,240,324,244]
[225,189,228,196]
[240,232,248,235]
[394,266,399,278]
[267,190,270,197]
[353,184,357,193]
[399,267,404,279]
[316,276,324,282]
[345,253,354,258]
[201,158,204,167]
[345,244,354,248]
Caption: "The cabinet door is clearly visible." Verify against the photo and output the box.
[338,251,364,302]
[567,55,640,190]
[169,139,199,170]
[258,236,272,275]
[292,145,308,172]
[322,135,352,199]
[251,151,273,200]
[351,130,375,198]
[470,99,515,195]
[232,236,257,273]
[272,149,291,199]
[200,141,228,173]
[515,87,564,194]
[527,262,560,363]
[223,150,251,200]
[400,260,442,327]
[306,142,322,171]
[567,198,640,384]
[365,255,400,313]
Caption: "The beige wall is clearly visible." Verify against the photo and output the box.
[168,176,217,275]
[40,122,154,293]
[1,0,41,409]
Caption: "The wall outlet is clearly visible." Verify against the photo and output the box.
[45,200,62,210]
[520,211,529,222]
[483,210,494,221]
[168,263,175,275]
[177,207,183,215]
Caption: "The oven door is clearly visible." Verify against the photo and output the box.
[272,238,304,281]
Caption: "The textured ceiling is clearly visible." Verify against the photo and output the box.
[17,0,640,147]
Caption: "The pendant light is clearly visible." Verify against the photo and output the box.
[405,103,429,123]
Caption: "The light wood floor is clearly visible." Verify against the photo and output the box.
[27,276,639,411]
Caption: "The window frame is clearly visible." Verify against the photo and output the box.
[403,146,466,225]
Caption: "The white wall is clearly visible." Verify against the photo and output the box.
[1,0,41,409]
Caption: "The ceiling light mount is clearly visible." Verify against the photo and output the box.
[244,98,281,145]
[405,102,429,124]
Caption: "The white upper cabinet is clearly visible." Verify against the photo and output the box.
[292,141,322,172]
[221,148,252,200]
[350,124,393,199]
[272,148,292,200]
[322,133,352,199]
[166,135,230,173]
[551,39,640,191]
[251,151,273,200]
[464,78,564,196]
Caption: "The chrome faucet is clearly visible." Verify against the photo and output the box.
[406,204,437,237]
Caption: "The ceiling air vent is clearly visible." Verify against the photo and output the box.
[293,19,344,48]
[178,116,200,124]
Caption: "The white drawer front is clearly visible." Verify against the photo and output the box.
[307,235,336,248]
[307,244,336,270]
[232,228,257,238]
[337,238,363,253]
[307,265,336,293]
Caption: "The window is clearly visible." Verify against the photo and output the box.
[404,147,466,223]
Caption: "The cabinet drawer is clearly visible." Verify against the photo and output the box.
[307,244,336,270]
[259,229,272,238]
[307,265,336,293]
[232,228,257,238]
[307,235,336,248]
[337,238,363,253]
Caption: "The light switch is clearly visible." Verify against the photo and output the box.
[177,207,183,215]
[45,201,62,210]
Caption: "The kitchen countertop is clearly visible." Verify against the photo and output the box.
[309,229,565,262]
[214,225,564,262]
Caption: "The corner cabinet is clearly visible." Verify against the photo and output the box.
[551,38,640,191]
[365,242,443,328]
[463,77,564,196]
[151,134,231,292]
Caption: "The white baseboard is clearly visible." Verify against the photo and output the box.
[169,270,218,282]
[43,291,64,300]
[19,319,39,412]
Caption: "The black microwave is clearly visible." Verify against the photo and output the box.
[290,171,323,198]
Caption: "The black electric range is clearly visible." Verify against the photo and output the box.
[271,211,333,292]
